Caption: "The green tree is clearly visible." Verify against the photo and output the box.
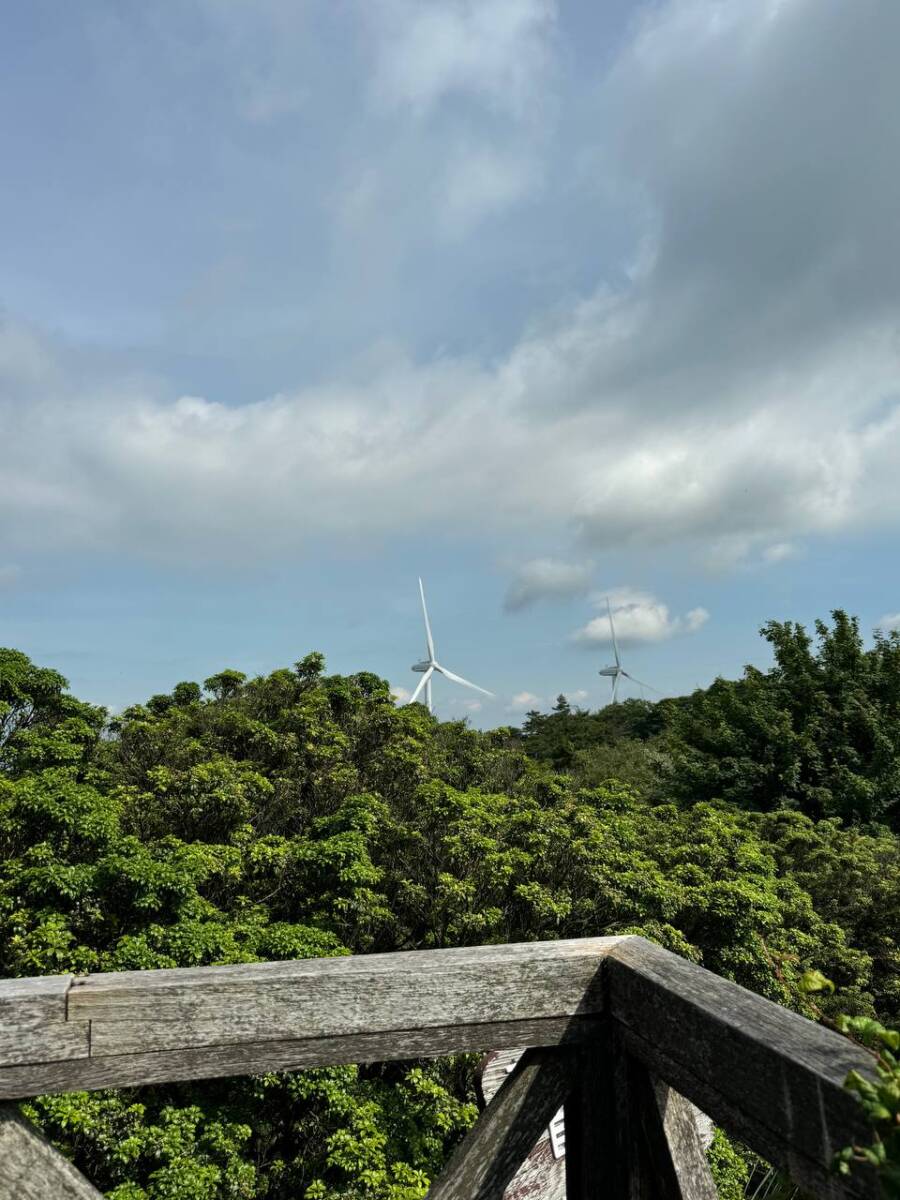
[667,613,900,825]
[3,637,900,1197]
[0,648,105,776]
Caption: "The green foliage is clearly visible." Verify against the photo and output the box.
[668,612,900,826]
[515,696,671,779]
[0,647,105,775]
[24,1060,477,1200]
[706,1129,755,1200]
[2,630,900,1197]
[835,1015,900,1198]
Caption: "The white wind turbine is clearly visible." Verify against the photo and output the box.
[407,578,494,714]
[598,597,657,704]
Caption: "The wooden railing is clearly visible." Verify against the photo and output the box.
[0,936,880,1200]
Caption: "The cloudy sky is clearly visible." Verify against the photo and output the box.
[2,0,899,722]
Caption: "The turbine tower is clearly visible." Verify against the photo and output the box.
[408,578,494,714]
[598,598,656,704]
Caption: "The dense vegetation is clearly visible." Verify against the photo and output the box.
[2,611,900,1198]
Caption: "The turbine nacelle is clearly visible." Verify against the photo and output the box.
[412,661,431,673]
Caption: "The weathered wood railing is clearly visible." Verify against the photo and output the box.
[0,936,880,1200]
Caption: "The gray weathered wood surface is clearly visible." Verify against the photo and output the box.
[0,975,88,1067]
[0,1105,102,1199]
[69,937,614,1056]
[564,1041,616,1200]
[478,1047,567,1200]
[605,938,878,1200]
[648,1078,718,1200]
[0,1015,600,1100]
[0,933,883,1200]
[427,1048,575,1200]
[0,939,618,1098]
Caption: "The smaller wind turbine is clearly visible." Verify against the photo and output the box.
[598,598,657,703]
[408,578,494,714]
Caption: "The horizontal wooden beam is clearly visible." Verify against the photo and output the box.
[0,1016,601,1101]
[605,938,879,1200]
[0,977,88,1069]
[0,932,884,1200]
[0,939,619,1098]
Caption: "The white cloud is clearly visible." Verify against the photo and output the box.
[877,614,900,633]
[567,689,589,703]
[438,143,538,238]
[4,1,900,569]
[365,0,556,121]
[762,542,798,565]
[504,558,593,611]
[573,589,709,647]
[702,536,801,572]
[508,690,541,711]
[463,699,483,712]
[391,684,411,702]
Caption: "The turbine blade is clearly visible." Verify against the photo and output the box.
[611,671,620,704]
[419,578,436,661]
[435,664,494,698]
[425,673,433,714]
[607,598,621,668]
[622,671,663,695]
[407,666,434,705]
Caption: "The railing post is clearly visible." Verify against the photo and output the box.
[564,1033,626,1200]
[564,1025,716,1200]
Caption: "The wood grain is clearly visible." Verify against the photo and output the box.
[564,1039,621,1200]
[0,1105,102,1199]
[0,976,88,1070]
[0,932,884,1200]
[70,938,616,1057]
[606,939,879,1200]
[0,1015,602,1100]
[428,1047,576,1200]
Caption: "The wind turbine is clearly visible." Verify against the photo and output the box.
[407,578,494,714]
[598,598,657,704]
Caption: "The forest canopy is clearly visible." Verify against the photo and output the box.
[2,611,900,1199]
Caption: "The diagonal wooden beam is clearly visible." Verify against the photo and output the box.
[633,1065,719,1200]
[0,1105,102,1200]
[427,1047,577,1200]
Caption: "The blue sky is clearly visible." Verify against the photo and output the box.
[2,0,900,724]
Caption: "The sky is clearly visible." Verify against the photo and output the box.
[2,0,900,725]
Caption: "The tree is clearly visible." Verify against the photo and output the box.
[0,648,105,776]
[667,612,900,826]
[3,635,900,1196]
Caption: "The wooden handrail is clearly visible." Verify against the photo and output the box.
[0,937,618,1099]
[605,939,874,1199]
[0,936,881,1200]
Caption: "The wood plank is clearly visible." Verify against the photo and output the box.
[427,1047,575,1200]
[629,1064,718,1200]
[564,1038,622,1200]
[478,1048,567,1200]
[69,938,618,1057]
[606,939,879,1200]
[0,976,88,1070]
[648,1079,717,1200]
[0,1015,604,1100]
[0,1105,103,1199]
[564,1025,717,1200]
